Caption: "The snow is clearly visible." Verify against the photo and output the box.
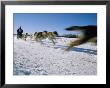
[14,36,97,75]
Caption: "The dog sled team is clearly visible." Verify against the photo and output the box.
[17,26,97,50]
[17,26,58,45]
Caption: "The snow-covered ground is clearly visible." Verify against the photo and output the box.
[14,36,97,75]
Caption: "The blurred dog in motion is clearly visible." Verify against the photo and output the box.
[65,25,97,51]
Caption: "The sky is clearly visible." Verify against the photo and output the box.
[14,13,97,35]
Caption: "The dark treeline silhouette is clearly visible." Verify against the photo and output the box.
[62,34,78,38]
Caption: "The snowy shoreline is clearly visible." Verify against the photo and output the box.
[14,36,97,75]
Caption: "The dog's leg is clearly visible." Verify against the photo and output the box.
[65,39,81,51]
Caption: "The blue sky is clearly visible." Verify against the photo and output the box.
[14,13,97,35]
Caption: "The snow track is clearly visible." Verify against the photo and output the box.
[14,36,97,75]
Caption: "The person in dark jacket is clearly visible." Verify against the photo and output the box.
[17,26,23,39]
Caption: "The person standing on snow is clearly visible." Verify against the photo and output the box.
[17,26,23,39]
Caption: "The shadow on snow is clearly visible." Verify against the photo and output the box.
[47,44,97,55]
